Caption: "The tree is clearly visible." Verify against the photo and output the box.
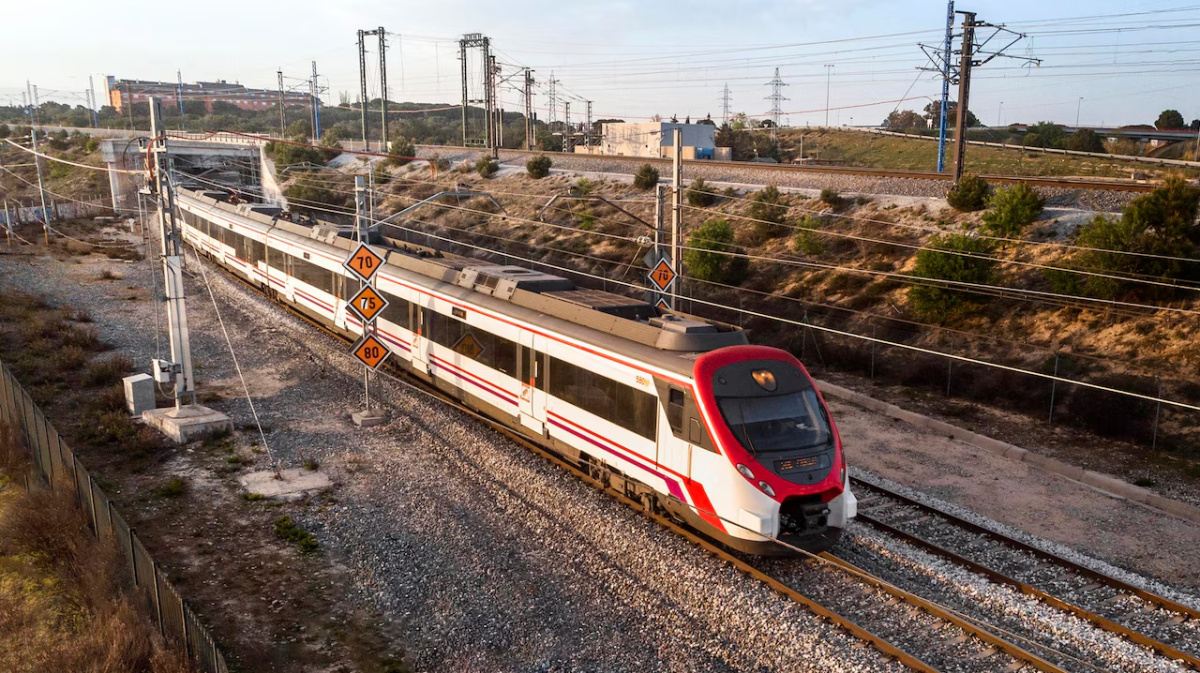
[981,184,1045,237]
[684,218,750,286]
[908,234,998,321]
[385,136,416,166]
[1024,121,1067,149]
[0,123,10,139]
[883,110,926,130]
[286,119,312,139]
[686,177,717,207]
[946,174,990,212]
[730,113,750,131]
[714,123,735,147]
[526,154,552,179]
[697,115,716,126]
[1191,119,1200,131]
[748,185,788,238]
[1065,128,1105,153]
[633,164,660,190]
[1047,177,1200,298]
[924,101,978,129]
[1155,109,1186,130]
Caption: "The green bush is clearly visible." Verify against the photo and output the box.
[749,185,789,238]
[686,178,717,207]
[385,136,416,166]
[632,164,660,190]
[526,155,553,179]
[274,516,319,553]
[819,188,844,209]
[1046,177,1200,298]
[981,184,1045,237]
[793,215,826,256]
[155,478,186,498]
[907,234,997,321]
[574,178,595,195]
[684,218,750,286]
[946,174,991,212]
[475,156,498,178]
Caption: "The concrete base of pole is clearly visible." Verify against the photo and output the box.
[351,408,387,428]
[142,405,233,444]
[238,468,331,502]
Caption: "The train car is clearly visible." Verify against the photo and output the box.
[173,188,856,554]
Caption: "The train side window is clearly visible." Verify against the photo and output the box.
[518,346,532,385]
[667,388,684,434]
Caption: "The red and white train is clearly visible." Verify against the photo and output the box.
[174,187,856,554]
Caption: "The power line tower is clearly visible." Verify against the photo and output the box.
[920,6,1038,178]
[459,33,492,149]
[546,72,558,132]
[357,28,388,151]
[720,83,732,124]
[764,68,788,140]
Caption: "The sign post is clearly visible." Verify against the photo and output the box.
[344,236,390,427]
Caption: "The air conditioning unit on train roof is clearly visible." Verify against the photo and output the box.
[650,314,718,334]
[309,225,340,245]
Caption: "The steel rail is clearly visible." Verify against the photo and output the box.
[413,144,1158,193]
[850,477,1200,621]
[855,512,1200,670]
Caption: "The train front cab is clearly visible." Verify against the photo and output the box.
[691,345,856,555]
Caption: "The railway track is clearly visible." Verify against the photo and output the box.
[416,144,1158,193]
[183,245,1193,672]
[850,476,1200,670]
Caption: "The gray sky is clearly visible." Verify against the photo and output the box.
[4,0,1199,128]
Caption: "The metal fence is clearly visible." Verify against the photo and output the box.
[0,359,229,673]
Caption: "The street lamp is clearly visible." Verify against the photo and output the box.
[997,101,1003,127]
[824,65,834,127]
[1076,97,1083,128]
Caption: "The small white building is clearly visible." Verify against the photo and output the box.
[600,122,719,159]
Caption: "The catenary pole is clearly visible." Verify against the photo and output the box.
[378,27,388,148]
[671,127,682,310]
[936,0,954,173]
[277,69,286,137]
[149,97,196,408]
[951,11,976,181]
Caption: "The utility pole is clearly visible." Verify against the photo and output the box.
[149,97,195,408]
[487,52,497,158]
[823,65,834,127]
[24,85,50,238]
[1076,97,1083,128]
[176,70,186,130]
[310,61,323,140]
[523,68,535,150]
[921,7,1037,178]
[671,127,682,309]
[951,12,975,181]
[585,100,593,151]
[87,75,99,128]
[721,83,732,124]
[277,69,286,137]
[358,29,370,151]
[378,27,388,149]
[765,67,788,140]
[563,102,571,153]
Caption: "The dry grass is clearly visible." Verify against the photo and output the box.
[0,424,195,673]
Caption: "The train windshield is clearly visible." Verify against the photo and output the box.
[718,388,831,455]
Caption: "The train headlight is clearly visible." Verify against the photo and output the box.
[758,481,776,497]
[736,464,755,480]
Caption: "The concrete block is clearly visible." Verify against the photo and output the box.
[142,405,233,444]
[351,409,387,428]
[123,374,155,416]
[238,468,331,502]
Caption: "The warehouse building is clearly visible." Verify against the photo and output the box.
[599,121,729,160]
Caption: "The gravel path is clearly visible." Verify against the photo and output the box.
[415,148,1139,212]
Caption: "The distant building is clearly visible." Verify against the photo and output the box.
[600,121,722,159]
[104,76,314,113]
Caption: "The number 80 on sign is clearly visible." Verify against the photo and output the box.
[352,333,391,370]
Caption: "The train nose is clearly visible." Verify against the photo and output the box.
[779,495,831,537]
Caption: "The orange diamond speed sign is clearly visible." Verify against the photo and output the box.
[344,243,385,282]
[348,284,389,324]
[648,258,676,292]
[352,333,391,370]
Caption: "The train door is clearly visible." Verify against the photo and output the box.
[659,386,692,479]
[411,306,431,375]
[518,332,547,435]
